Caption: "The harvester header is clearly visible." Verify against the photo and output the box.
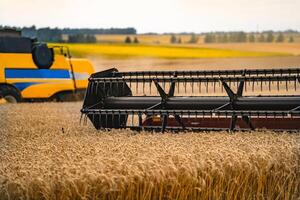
[81,67,300,132]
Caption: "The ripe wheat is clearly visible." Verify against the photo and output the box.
[0,102,299,199]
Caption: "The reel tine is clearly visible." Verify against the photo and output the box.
[168,73,177,97]
[83,114,86,125]
[192,80,194,94]
[123,79,126,94]
[136,81,139,95]
[206,78,209,93]
[174,114,185,130]
[118,112,121,127]
[221,80,223,93]
[132,112,134,127]
[84,114,88,126]
[237,77,245,97]
[161,114,168,133]
[103,80,106,95]
[197,75,200,94]
[213,81,216,93]
[168,81,176,97]
[112,111,114,127]
[92,113,95,125]
[162,74,166,91]
[129,77,132,92]
[143,76,145,95]
[110,79,113,96]
[138,113,143,131]
[199,81,202,93]
[80,113,83,125]
[183,74,186,94]
[95,82,98,95]
[185,79,187,94]
[91,82,94,95]
[230,114,237,131]
[116,80,119,95]
[86,81,91,95]
[99,114,102,129]
[105,112,108,128]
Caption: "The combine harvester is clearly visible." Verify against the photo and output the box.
[82,68,300,132]
[0,29,94,103]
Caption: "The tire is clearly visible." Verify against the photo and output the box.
[54,92,76,102]
[32,43,54,69]
[0,85,22,103]
[53,90,86,102]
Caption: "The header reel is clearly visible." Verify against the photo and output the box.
[81,68,300,132]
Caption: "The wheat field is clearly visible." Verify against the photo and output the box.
[58,34,300,59]
[0,102,299,200]
[53,43,288,59]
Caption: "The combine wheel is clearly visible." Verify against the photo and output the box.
[53,90,86,102]
[54,92,75,102]
[0,85,22,103]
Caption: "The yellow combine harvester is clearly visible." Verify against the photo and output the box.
[0,29,94,103]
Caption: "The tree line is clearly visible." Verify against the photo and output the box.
[170,33,199,44]
[203,32,294,43]
[0,25,137,43]
[168,32,295,44]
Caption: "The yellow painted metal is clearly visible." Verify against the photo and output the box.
[1,53,70,69]
[71,58,94,89]
[0,98,6,104]
[0,64,4,83]
[0,52,94,99]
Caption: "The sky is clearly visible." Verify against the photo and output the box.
[0,0,299,33]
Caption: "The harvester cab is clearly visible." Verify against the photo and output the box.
[0,29,94,102]
[82,68,300,132]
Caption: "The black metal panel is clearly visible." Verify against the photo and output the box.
[82,68,132,129]
[0,37,32,53]
[103,96,300,111]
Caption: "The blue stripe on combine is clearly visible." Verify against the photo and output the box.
[13,82,41,91]
[5,69,71,79]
